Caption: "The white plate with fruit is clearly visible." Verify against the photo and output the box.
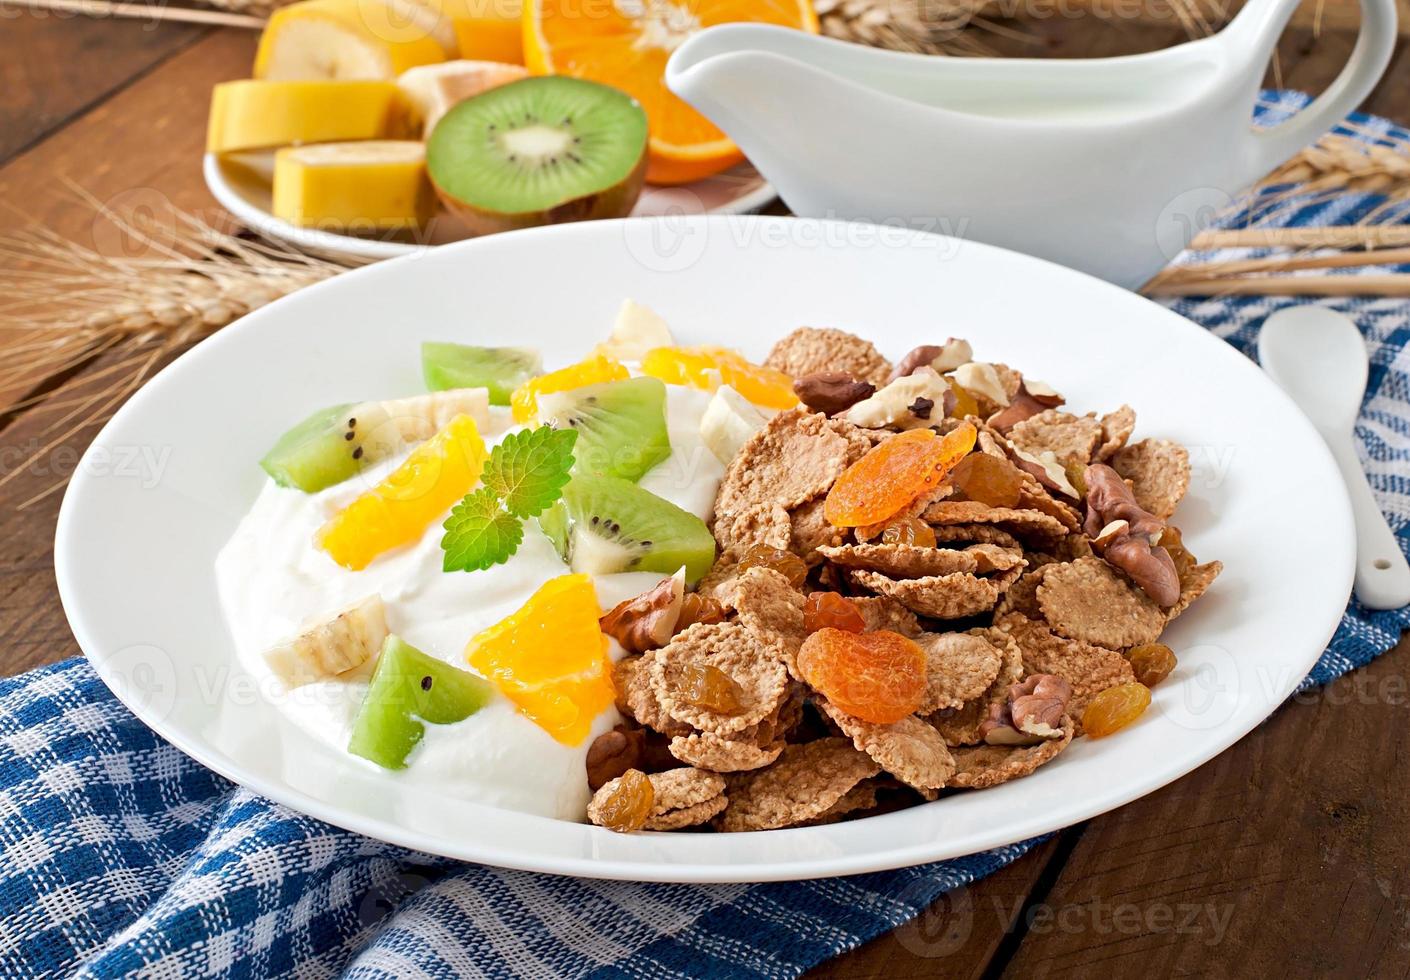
[55,215,1353,882]
[203,0,808,258]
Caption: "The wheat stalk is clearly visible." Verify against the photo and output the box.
[815,0,1021,55]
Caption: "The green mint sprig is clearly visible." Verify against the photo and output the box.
[441,426,576,572]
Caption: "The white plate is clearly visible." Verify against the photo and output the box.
[204,153,777,260]
[55,216,1353,882]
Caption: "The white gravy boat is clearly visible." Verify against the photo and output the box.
[666,0,1398,288]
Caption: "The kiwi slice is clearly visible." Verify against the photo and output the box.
[543,474,715,585]
[348,635,495,770]
[422,342,541,405]
[426,76,648,235]
[537,376,671,482]
[260,402,361,491]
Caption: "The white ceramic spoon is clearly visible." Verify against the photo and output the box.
[1259,306,1410,610]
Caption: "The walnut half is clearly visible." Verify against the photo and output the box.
[1083,464,1180,607]
[978,674,1073,745]
[600,573,685,654]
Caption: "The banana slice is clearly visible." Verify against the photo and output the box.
[207,79,413,154]
[594,299,675,362]
[265,595,388,687]
[700,384,771,465]
[274,141,436,230]
[353,388,493,461]
[397,60,528,136]
[254,0,448,81]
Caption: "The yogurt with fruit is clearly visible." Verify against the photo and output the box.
[215,301,783,820]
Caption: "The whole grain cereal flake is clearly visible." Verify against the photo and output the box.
[947,717,1075,789]
[819,542,1024,580]
[732,566,807,670]
[648,622,789,735]
[762,327,893,386]
[929,523,1023,551]
[921,500,1068,547]
[789,497,845,564]
[849,596,923,637]
[1111,438,1191,520]
[588,767,727,831]
[716,501,792,563]
[800,780,882,826]
[714,409,854,521]
[1095,405,1137,462]
[1037,557,1167,649]
[916,629,1006,713]
[1167,559,1223,623]
[716,738,882,832]
[1007,409,1104,471]
[669,730,785,772]
[849,565,1022,620]
[928,631,1024,746]
[615,655,691,737]
[996,611,1135,728]
[818,700,957,792]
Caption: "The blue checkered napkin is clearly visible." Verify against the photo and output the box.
[3,93,1409,980]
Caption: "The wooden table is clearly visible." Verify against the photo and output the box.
[1,10,1407,977]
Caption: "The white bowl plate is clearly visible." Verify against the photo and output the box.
[204,153,777,260]
[56,216,1353,882]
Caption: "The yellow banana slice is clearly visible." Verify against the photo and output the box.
[397,59,527,136]
[273,141,437,231]
[207,79,414,153]
[254,0,448,81]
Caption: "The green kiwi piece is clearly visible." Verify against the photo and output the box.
[422,342,542,406]
[426,76,648,235]
[547,474,715,585]
[537,376,670,482]
[260,402,361,491]
[348,635,495,770]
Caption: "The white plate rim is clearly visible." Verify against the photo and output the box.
[54,215,1355,882]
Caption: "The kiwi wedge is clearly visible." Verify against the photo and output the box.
[422,342,541,405]
[426,76,648,235]
[541,474,715,585]
[537,376,670,482]
[348,635,495,770]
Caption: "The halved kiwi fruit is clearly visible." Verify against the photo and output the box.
[426,76,648,234]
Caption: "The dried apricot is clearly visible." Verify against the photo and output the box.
[949,452,1024,508]
[737,545,809,588]
[947,377,980,419]
[596,769,654,832]
[797,627,926,724]
[804,592,866,634]
[824,422,977,528]
[879,516,938,548]
[676,593,728,633]
[676,663,744,715]
[1082,682,1151,737]
[1126,643,1177,686]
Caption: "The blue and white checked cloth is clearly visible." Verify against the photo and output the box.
[4,92,1410,978]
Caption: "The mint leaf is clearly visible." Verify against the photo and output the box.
[441,486,524,572]
[481,426,577,519]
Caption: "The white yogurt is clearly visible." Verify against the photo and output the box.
[215,386,725,821]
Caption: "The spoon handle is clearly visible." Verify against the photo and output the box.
[1326,434,1410,610]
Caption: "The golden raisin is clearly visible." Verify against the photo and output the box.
[1063,460,1089,497]
[596,769,654,832]
[804,592,866,634]
[737,545,809,588]
[879,516,938,548]
[824,422,977,528]
[948,452,1024,508]
[1126,643,1177,686]
[947,377,980,419]
[1082,682,1152,737]
[797,628,926,724]
[676,593,728,633]
[677,663,744,714]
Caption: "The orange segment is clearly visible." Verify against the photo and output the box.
[465,573,616,744]
[523,0,818,184]
[318,414,487,570]
[510,352,629,424]
[640,345,798,409]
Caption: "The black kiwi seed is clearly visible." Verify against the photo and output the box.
[352,447,363,460]
[344,431,355,441]
[420,676,433,691]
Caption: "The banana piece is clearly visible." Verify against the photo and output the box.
[700,384,771,465]
[397,60,528,137]
[352,388,492,461]
[595,299,675,362]
[274,141,436,230]
[207,80,414,154]
[841,367,950,430]
[254,0,447,82]
[265,595,388,687]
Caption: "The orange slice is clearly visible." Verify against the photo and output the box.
[318,414,486,570]
[509,352,629,424]
[640,345,798,409]
[465,573,615,744]
[523,0,819,185]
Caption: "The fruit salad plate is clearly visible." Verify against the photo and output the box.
[55,216,1353,882]
[204,153,776,260]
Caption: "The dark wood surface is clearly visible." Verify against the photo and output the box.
[0,11,1405,978]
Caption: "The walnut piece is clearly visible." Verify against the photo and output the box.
[793,372,876,416]
[977,674,1072,745]
[586,727,645,790]
[599,573,685,654]
[989,382,1065,433]
[889,339,973,381]
[1083,463,1180,607]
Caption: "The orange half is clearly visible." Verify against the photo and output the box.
[523,0,818,184]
